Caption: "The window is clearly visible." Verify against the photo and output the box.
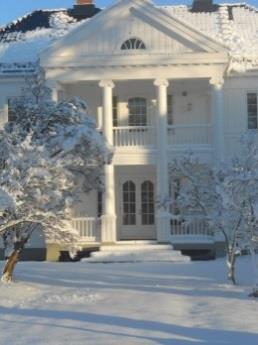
[121,38,146,50]
[113,96,118,127]
[167,94,173,125]
[7,97,18,122]
[123,181,136,225]
[97,191,102,218]
[128,97,147,126]
[247,93,258,129]
[141,181,155,225]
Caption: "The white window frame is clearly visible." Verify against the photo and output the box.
[122,181,136,226]
[121,38,146,50]
[141,180,155,225]
[128,97,147,127]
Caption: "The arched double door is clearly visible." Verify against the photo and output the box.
[118,177,156,240]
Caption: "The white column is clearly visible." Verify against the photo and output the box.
[210,77,225,164]
[47,80,62,102]
[154,79,170,243]
[99,80,116,243]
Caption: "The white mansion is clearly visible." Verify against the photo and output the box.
[1,0,258,259]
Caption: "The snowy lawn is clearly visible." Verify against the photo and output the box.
[0,257,258,345]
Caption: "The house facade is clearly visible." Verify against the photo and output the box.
[1,0,258,258]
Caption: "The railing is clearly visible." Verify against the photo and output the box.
[170,216,214,237]
[113,126,156,147]
[167,124,212,146]
[72,217,100,242]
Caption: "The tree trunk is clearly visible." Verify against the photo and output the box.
[1,250,20,283]
[1,228,32,283]
[227,250,237,285]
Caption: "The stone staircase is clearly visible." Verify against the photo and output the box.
[83,241,190,263]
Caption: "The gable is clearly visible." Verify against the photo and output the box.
[41,0,228,66]
[57,14,195,57]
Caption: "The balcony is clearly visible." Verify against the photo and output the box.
[113,126,156,147]
[167,124,212,146]
[112,124,212,148]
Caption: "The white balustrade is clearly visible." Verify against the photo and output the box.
[170,216,213,237]
[112,124,211,147]
[167,124,212,146]
[113,126,156,147]
[72,217,100,242]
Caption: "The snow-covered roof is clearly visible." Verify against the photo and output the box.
[1,2,258,74]
[0,4,100,73]
[163,3,258,72]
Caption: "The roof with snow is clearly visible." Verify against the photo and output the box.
[0,2,258,73]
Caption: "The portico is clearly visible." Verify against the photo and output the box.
[40,0,229,244]
[45,76,226,244]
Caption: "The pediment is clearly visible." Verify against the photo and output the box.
[41,0,228,67]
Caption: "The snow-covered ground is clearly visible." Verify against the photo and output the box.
[0,257,258,345]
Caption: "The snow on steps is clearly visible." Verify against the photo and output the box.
[83,241,190,263]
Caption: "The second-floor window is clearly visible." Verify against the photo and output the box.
[247,92,258,129]
[113,96,118,127]
[128,97,147,126]
[167,94,173,125]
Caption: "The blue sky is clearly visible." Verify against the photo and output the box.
[0,0,257,26]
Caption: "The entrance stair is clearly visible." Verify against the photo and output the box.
[83,241,190,263]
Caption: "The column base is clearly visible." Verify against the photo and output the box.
[156,211,171,243]
[101,214,117,243]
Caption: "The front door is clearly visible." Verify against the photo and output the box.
[118,176,156,240]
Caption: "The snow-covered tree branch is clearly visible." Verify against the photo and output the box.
[169,135,258,291]
[0,67,111,282]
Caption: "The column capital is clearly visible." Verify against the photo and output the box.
[154,78,169,88]
[209,76,224,90]
[99,80,115,89]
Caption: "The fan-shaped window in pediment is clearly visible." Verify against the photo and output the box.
[121,38,146,50]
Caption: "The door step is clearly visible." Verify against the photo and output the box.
[83,243,190,263]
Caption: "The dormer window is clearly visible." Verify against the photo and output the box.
[121,38,146,50]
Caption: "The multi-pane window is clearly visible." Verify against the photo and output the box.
[128,97,147,126]
[121,38,146,50]
[167,94,173,125]
[123,181,136,225]
[247,92,258,129]
[113,96,118,127]
[141,181,155,225]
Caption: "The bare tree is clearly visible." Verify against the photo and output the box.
[169,155,242,285]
